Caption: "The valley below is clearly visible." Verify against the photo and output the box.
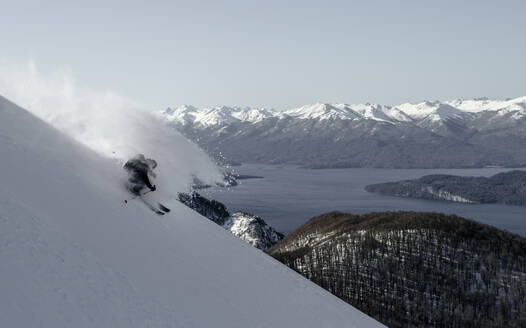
[206,164,526,237]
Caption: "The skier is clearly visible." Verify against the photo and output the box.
[123,154,158,195]
[123,154,171,215]
[124,154,170,215]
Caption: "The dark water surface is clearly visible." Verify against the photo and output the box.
[205,165,526,236]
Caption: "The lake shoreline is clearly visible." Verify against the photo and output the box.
[207,164,526,237]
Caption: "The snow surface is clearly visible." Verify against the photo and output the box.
[0,96,382,327]
[162,105,275,127]
[160,96,526,127]
[283,103,360,121]
[221,211,283,250]
[445,96,526,113]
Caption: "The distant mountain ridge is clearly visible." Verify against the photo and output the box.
[162,96,526,126]
[158,96,526,168]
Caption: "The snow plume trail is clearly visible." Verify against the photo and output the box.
[0,59,222,196]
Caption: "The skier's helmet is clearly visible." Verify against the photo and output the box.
[146,158,157,169]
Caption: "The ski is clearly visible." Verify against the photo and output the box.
[128,191,168,216]
[139,197,165,215]
[158,203,171,213]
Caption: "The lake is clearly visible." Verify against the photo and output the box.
[204,164,526,237]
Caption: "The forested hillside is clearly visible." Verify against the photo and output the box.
[270,211,526,327]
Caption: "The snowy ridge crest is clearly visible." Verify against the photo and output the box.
[162,105,275,127]
[160,96,526,126]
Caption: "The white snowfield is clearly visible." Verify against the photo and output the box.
[0,96,383,327]
[163,105,276,127]
[161,96,526,126]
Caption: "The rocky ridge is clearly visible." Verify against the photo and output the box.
[178,192,283,250]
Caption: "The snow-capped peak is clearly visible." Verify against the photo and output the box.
[229,107,276,123]
[397,101,475,123]
[395,100,443,119]
[284,103,360,120]
[158,96,526,128]
[282,102,412,123]
[162,105,200,125]
[445,96,526,113]
[343,103,413,123]
[160,105,274,127]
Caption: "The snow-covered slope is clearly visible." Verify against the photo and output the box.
[0,96,381,327]
[396,101,474,121]
[0,63,223,195]
[283,103,361,121]
[446,96,526,113]
[222,212,284,250]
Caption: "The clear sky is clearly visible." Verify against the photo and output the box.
[1,0,525,109]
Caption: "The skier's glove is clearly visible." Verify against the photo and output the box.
[150,185,156,191]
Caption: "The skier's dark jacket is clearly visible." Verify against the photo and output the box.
[124,154,157,193]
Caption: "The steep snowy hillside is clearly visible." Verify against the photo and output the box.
[0,96,381,327]
[160,96,526,168]
[0,63,223,194]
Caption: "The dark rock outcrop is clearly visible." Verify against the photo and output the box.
[178,192,229,225]
[178,192,283,250]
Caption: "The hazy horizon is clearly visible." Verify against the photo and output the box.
[1,0,525,110]
[164,95,526,111]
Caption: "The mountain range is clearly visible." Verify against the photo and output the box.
[159,97,526,168]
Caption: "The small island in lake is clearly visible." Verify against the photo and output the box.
[365,170,526,205]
